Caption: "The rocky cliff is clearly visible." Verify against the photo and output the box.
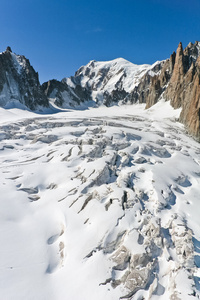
[165,42,200,140]
[42,78,91,108]
[0,47,48,110]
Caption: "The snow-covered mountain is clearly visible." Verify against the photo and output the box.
[63,58,158,105]
[43,58,164,107]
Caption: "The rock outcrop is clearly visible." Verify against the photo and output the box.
[0,47,48,110]
[130,59,170,107]
[42,78,91,108]
[164,42,200,140]
[133,41,200,140]
[179,57,200,139]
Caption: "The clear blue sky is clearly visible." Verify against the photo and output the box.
[1,0,200,83]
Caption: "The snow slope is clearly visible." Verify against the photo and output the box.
[0,102,200,299]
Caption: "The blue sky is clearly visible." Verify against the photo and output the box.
[0,0,200,83]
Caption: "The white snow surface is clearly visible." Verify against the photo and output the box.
[0,101,200,299]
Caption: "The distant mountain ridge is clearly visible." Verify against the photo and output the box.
[0,42,200,140]
[42,41,200,141]
[42,58,163,107]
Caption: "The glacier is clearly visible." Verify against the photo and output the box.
[0,101,200,299]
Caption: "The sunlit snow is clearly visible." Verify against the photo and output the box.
[0,101,200,299]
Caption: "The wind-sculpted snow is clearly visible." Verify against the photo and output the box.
[0,102,200,299]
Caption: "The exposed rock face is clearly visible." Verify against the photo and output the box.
[132,59,171,107]
[133,41,199,140]
[179,57,200,139]
[163,42,200,140]
[42,78,91,108]
[0,48,48,110]
[165,42,194,108]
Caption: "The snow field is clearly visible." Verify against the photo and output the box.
[0,102,200,299]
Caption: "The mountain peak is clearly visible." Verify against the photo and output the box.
[0,50,48,109]
[6,46,12,52]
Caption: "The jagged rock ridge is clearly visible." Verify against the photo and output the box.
[166,42,200,140]
[42,79,90,108]
[144,41,200,140]
[0,47,48,110]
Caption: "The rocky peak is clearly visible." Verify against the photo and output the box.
[140,40,200,140]
[0,48,48,110]
[137,59,172,109]
[6,46,12,52]
[177,41,183,55]
[165,42,191,108]
[42,77,91,108]
[178,54,200,140]
[173,42,185,79]
[169,51,176,73]
[163,41,200,140]
[184,41,200,61]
